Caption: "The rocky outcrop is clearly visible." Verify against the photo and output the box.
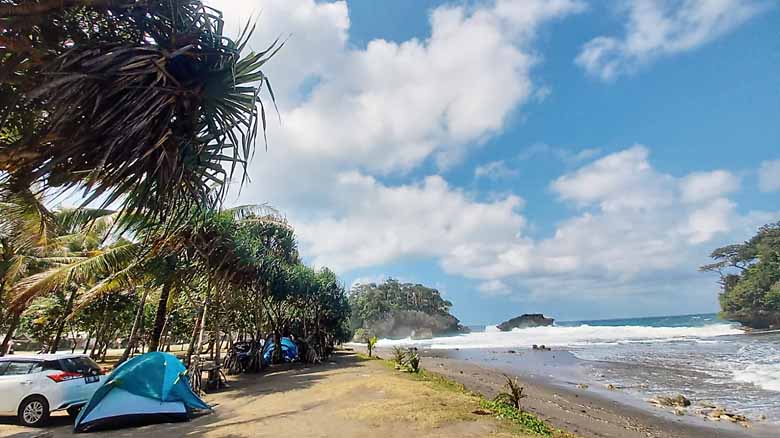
[497,314,554,331]
[359,310,468,340]
[727,310,780,330]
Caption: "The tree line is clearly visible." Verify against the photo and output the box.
[0,0,350,369]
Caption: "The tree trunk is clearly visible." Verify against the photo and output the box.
[0,312,20,356]
[186,313,201,367]
[149,280,172,352]
[195,293,210,359]
[82,330,92,354]
[272,330,283,364]
[118,288,148,366]
[50,288,78,353]
[91,306,110,359]
[69,325,77,353]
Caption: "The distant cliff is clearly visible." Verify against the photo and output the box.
[497,314,554,331]
[349,279,467,340]
[701,222,780,330]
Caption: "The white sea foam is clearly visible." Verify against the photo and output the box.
[375,323,743,350]
[734,364,780,392]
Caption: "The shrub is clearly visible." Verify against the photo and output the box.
[367,335,378,357]
[402,348,420,373]
[494,374,527,410]
[392,346,407,366]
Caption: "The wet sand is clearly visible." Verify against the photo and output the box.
[409,347,778,438]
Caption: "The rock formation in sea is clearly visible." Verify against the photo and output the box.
[362,310,467,340]
[497,314,554,331]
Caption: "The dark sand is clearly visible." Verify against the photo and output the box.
[403,347,779,438]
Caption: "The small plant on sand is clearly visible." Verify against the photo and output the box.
[367,335,378,357]
[405,348,421,373]
[494,374,527,410]
[392,346,407,368]
[480,399,551,436]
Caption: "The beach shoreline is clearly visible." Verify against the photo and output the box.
[370,346,777,438]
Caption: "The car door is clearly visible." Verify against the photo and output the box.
[0,361,35,414]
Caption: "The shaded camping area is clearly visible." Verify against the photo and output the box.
[0,351,549,438]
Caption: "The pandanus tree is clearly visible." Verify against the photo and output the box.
[0,0,280,224]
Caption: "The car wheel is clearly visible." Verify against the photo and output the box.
[18,396,50,427]
[67,406,82,418]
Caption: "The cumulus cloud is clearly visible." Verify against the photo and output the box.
[440,146,767,298]
[576,0,769,81]
[211,0,585,174]
[199,1,773,305]
[474,160,519,181]
[679,170,741,203]
[758,159,780,192]
[294,172,525,272]
[551,145,674,211]
[478,280,512,296]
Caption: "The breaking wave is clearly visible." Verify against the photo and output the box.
[375,323,743,350]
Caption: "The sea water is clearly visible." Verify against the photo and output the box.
[376,313,780,422]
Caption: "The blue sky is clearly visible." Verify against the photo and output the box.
[205,0,779,324]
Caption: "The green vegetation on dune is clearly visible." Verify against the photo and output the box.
[349,279,466,340]
[702,222,780,329]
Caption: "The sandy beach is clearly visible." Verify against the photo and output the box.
[411,348,778,438]
[1,348,776,438]
[0,351,558,438]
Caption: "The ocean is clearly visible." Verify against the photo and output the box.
[375,313,780,422]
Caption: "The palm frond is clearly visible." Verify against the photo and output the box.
[1,1,281,227]
[8,241,139,309]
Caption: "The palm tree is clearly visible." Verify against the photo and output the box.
[0,188,119,354]
[1,0,281,225]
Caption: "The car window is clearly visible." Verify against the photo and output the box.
[42,360,62,371]
[59,357,101,375]
[29,363,43,374]
[3,361,35,376]
[0,362,9,376]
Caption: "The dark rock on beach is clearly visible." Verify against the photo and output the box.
[497,313,554,331]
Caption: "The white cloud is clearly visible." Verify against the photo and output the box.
[295,172,525,273]
[758,159,780,192]
[679,170,740,203]
[551,145,674,211]
[683,198,736,244]
[576,0,769,80]
[200,1,774,306]
[517,144,602,165]
[474,160,519,180]
[478,280,512,296]
[440,146,769,298]
[211,0,586,175]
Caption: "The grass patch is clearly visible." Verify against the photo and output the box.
[375,356,571,437]
[355,352,381,361]
[481,400,551,436]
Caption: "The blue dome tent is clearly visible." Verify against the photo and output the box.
[262,337,298,364]
[74,352,210,433]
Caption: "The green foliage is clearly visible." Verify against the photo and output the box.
[702,222,780,328]
[405,348,420,373]
[391,346,407,366]
[494,374,527,410]
[367,335,378,357]
[480,399,551,436]
[349,278,453,330]
[0,1,281,225]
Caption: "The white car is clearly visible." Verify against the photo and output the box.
[0,353,106,427]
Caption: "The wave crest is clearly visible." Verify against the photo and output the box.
[376,323,743,349]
